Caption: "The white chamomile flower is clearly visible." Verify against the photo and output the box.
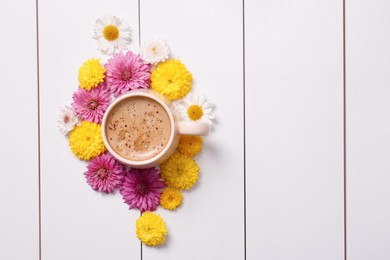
[175,93,216,126]
[57,106,81,135]
[140,39,170,65]
[93,14,132,55]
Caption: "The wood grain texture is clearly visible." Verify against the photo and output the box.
[140,0,245,259]
[347,1,390,259]
[39,1,141,259]
[0,0,39,259]
[245,1,344,259]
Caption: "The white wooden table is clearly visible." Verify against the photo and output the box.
[1,0,389,259]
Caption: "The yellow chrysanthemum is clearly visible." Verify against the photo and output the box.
[78,58,106,90]
[151,59,192,100]
[136,212,167,247]
[177,135,203,157]
[160,188,183,210]
[69,121,106,160]
[160,152,200,190]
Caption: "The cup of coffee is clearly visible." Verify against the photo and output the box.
[101,90,209,168]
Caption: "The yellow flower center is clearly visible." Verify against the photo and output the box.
[187,105,203,121]
[103,25,119,41]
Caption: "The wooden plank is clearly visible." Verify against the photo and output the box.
[39,1,141,259]
[140,0,245,259]
[346,1,390,259]
[0,0,39,259]
[245,1,344,259]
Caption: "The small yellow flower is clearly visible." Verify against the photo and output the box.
[69,121,106,160]
[151,59,192,100]
[177,136,203,157]
[78,58,106,90]
[160,152,200,190]
[160,188,183,210]
[136,212,167,247]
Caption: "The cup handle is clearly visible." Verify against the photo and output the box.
[176,121,210,136]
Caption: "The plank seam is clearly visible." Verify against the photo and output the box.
[138,0,141,47]
[242,0,247,259]
[35,0,42,259]
[138,1,143,260]
[343,0,347,259]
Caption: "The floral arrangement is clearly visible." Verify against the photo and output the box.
[58,14,215,247]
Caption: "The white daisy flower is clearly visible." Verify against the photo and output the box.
[57,106,81,135]
[92,14,132,55]
[174,93,216,126]
[140,39,170,65]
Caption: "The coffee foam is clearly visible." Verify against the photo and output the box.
[105,96,171,161]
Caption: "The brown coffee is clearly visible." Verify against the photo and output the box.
[105,96,171,161]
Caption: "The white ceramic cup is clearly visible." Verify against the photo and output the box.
[102,90,209,168]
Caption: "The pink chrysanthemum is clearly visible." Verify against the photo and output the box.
[105,51,151,97]
[72,84,111,124]
[120,168,166,213]
[84,153,126,194]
